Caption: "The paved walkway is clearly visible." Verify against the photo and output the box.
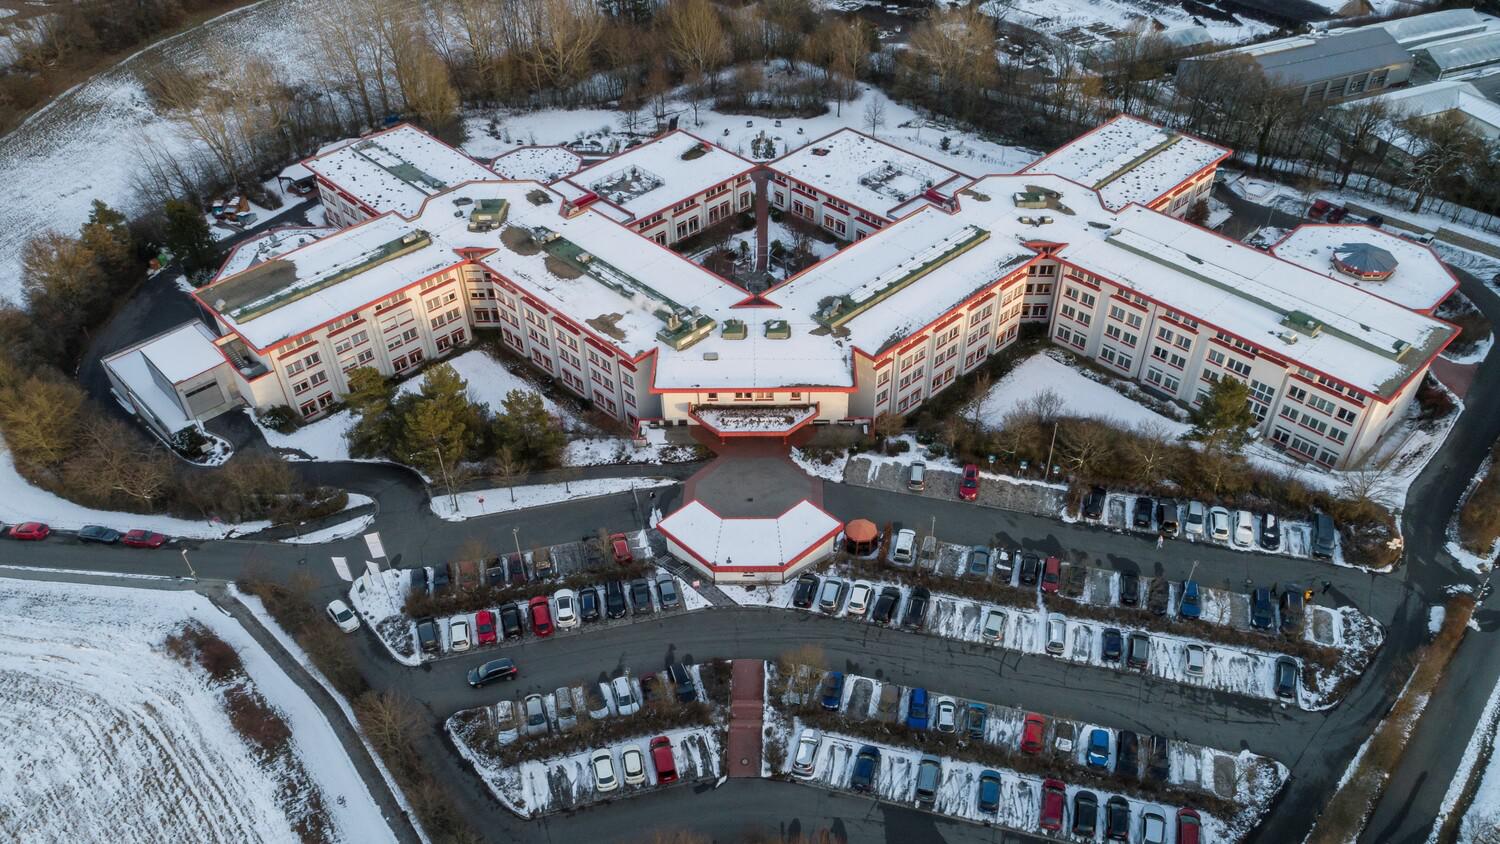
[1432,355,1478,401]
[727,659,766,778]
[680,429,822,517]
[753,170,770,274]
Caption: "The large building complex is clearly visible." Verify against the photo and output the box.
[109,114,1456,482]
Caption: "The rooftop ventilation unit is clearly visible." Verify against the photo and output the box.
[765,320,791,340]
[1281,311,1323,337]
[721,319,747,340]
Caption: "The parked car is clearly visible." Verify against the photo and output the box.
[1327,205,1350,223]
[958,464,980,501]
[474,609,497,645]
[611,675,641,716]
[1308,198,1333,219]
[1041,555,1062,594]
[847,582,873,617]
[500,602,524,638]
[1275,656,1299,699]
[817,577,846,613]
[792,573,820,608]
[792,728,821,778]
[605,580,628,620]
[639,672,661,705]
[466,657,517,687]
[629,578,654,615]
[523,693,547,735]
[1148,735,1171,783]
[1185,502,1206,538]
[908,462,926,491]
[1019,552,1042,586]
[850,746,880,791]
[1280,589,1305,634]
[1208,506,1231,542]
[964,702,987,740]
[591,748,619,793]
[430,564,450,594]
[1102,628,1123,662]
[1179,580,1201,619]
[8,522,50,541]
[934,696,957,733]
[1148,577,1170,617]
[976,768,1001,813]
[1045,615,1066,655]
[529,595,554,637]
[891,529,916,566]
[872,586,901,624]
[1021,713,1046,754]
[123,528,170,548]
[1157,498,1180,536]
[553,589,579,629]
[1084,485,1107,521]
[1260,513,1281,551]
[981,609,1005,644]
[410,567,429,595]
[1039,779,1066,831]
[579,587,601,622]
[620,745,647,786]
[903,586,930,629]
[485,561,505,589]
[1133,497,1154,530]
[449,618,472,652]
[1054,721,1077,754]
[610,533,633,565]
[914,755,942,808]
[1312,513,1337,559]
[651,736,679,783]
[1141,808,1168,844]
[656,573,681,610]
[1185,644,1207,676]
[669,662,696,702]
[906,687,930,730]
[416,618,439,654]
[1087,728,1111,768]
[1234,510,1254,547]
[325,599,359,633]
[1178,808,1202,844]
[1119,571,1140,606]
[1251,587,1275,630]
[1117,730,1139,778]
[1073,790,1099,836]
[554,687,577,730]
[1106,796,1131,840]
[1127,632,1150,669]
[820,672,845,711]
[968,546,991,577]
[77,525,121,544]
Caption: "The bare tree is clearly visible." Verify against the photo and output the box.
[1022,388,1065,425]
[1329,97,1391,188]
[660,0,729,88]
[1403,110,1484,214]
[1126,420,1175,486]
[1061,420,1109,477]
[862,94,885,137]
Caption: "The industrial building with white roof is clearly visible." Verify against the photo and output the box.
[106,114,1456,479]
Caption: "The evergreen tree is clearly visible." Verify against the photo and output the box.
[1190,377,1257,453]
[493,390,566,470]
[399,363,482,477]
[163,198,219,275]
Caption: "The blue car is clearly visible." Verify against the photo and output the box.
[906,687,930,730]
[977,769,1002,813]
[1180,580,1201,620]
[1251,587,1275,629]
[1086,728,1111,768]
[820,671,845,711]
[850,746,880,792]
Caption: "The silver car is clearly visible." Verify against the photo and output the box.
[611,675,641,716]
[792,728,821,778]
[523,693,548,736]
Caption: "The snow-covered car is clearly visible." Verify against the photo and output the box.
[621,745,647,785]
[1184,502,1206,538]
[792,728,821,778]
[846,582,873,617]
[980,609,1005,644]
[1233,511,1254,547]
[1045,616,1066,655]
[553,588,579,629]
[611,675,641,716]
[325,599,360,633]
[1208,506,1231,542]
[1141,808,1168,844]
[523,693,547,736]
[1185,644,1207,677]
[934,697,958,733]
[448,618,472,652]
[591,749,619,793]
[554,687,578,731]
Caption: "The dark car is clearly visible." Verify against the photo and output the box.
[410,566,429,594]
[1132,497,1154,530]
[1312,513,1337,560]
[499,603,524,639]
[1106,796,1130,840]
[630,578,654,615]
[505,554,527,586]
[1073,790,1099,836]
[1127,632,1150,669]
[1179,580,1202,620]
[1275,656,1299,699]
[430,564,450,594]
[1328,205,1349,223]
[1039,779,1066,832]
[1157,498,1180,536]
[792,573,820,609]
[656,574,681,609]
[1117,730,1139,778]
[872,586,900,624]
[903,586,930,629]
[820,671,845,711]
[416,618,439,654]
[78,525,121,544]
[906,687,930,730]
[965,703,987,740]
[670,661,696,702]
[850,746,880,792]
[968,546,990,577]
[466,658,518,687]
[1102,628,1123,662]
[1260,513,1281,551]
[641,673,662,705]
[1280,589,1305,634]
[1147,577,1170,617]
[1019,553,1042,586]
[1120,571,1140,606]
[1041,556,1062,594]
[605,579,628,619]
[1147,735,1171,782]
[578,587,601,622]
[1084,485,1107,521]
[1251,587,1275,630]
[977,769,1002,813]
[485,563,505,588]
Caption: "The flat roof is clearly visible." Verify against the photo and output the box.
[303,125,498,218]
[567,132,753,218]
[1270,224,1458,312]
[1023,115,1228,211]
[491,146,583,182]
[1201,28,1411,86]
[770,128,967,219]
[214,226,336,282]
[103,322,227,433]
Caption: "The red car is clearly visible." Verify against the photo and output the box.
[1039,778,1066,831]
[958,464,980,501]
[474,610,497,646]
[1021,713,1046,754]
[610,532,633,565]
[650,735,678,783]
[122,529,167,549]
[528,595,553,637]
[1040,556,1062,594]
[1177,808,1201,844]
[8,522,50,541]
[1307,198,1332,220]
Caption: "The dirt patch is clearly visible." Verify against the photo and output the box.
[544,254,582,279]
[501,225,541,256]
[586,313,627,341]
[1213,755,1237,799]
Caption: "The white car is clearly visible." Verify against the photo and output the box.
[590,748,619,793]
[449,618,471,652]
[892,528,916,565]
[325,599,359,633]
[1208,506,1231,542]
[621,745,647,785]
[1045,616,1066,655]
[1233,511,1254,547]
[1185,644,1207,677]
[792,728,821,778]
[846,582,873,618]
[980,609,1005,644]
[1185,501,1206,538]
[934,697,958,733]
[611,675,641,716]
[554,588,579,629]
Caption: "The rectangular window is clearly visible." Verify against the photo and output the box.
[1226,359,1252,378]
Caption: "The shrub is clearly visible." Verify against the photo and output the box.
[1459,450,1500,556]
[225,686,292,756]
[164,623,244,681]
[257,405,298,435]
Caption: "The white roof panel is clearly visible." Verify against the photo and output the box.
[569,132,753,217]
[304,125,498,218]
[770,128,967,219]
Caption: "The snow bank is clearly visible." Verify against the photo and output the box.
[430,477,674,520]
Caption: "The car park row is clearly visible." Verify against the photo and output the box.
[4,521,169,547]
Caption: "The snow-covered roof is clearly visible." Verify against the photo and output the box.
[656,499,841,570]
[1198,29,1411,86]
[1023,116,1227,211]
[1417,31,1500,75]
[1360,80,1500,140]
[567,131,753,218]
[491,146,583,182]
[303,125,498,218]
[103,322,228,434]
[1270,224,1458,312]
[214,226,336,282]
[770,128,968,219]
[1348,8,1490,49]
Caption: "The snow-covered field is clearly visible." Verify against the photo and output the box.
[978,0,1278,49]
[430,477,675,520]
[975,352,1190,435]
[0,578,393,842]
[397,349,581,427]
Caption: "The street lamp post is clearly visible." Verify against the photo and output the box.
[426,443,458,513]
[180,548,198,582]
[512,527,523,562]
